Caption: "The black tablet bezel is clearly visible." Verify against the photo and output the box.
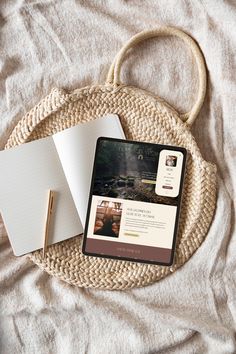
[82,137,187,266]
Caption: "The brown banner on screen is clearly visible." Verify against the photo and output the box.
[85,239,172,263]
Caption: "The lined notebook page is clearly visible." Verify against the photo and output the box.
[0,137,82,256]
[53,115,125,227]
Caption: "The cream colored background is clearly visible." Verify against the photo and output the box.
[0,1,236,353]
[88,196,176,248]
[155,149,184,198]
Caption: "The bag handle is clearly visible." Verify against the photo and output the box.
[106,27,207,126]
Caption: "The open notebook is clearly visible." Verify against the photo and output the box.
[0,115,125,255]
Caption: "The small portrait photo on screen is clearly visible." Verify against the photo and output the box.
[165,155,177,167]
[93,200,122,238]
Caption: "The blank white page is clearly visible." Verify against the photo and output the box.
[0,137,82,256]
[53,115,125,227]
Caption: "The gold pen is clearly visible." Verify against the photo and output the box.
[43,190,54,258]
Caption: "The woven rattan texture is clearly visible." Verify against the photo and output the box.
[5,85,217,290]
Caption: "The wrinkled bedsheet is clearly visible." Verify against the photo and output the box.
[0,1,236,353]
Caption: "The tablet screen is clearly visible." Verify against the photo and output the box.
[82,138,187,266]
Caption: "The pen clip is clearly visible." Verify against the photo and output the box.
[49,193,54,213]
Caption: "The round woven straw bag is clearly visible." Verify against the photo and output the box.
[6,27,217,290]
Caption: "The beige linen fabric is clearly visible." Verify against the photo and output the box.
[0,1,235,353]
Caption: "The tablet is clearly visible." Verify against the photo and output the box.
[82,137,187,266]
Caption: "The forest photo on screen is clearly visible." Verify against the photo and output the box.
[93,140,178,206]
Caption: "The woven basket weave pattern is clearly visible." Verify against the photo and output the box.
[5,85,217,290]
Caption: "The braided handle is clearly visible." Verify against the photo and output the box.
[106,27,207,126]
